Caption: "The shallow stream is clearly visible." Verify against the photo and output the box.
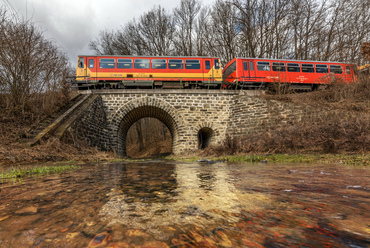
[0,161,369,247]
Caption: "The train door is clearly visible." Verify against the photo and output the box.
[344,65,355,83]
[86,57,97,79]
[77,57,86,80]
[242,60,256,80]
[204,59,214,82]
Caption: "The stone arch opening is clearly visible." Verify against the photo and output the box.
[197,127,214,149]
[117,106,179,156]
[126,117,172,158]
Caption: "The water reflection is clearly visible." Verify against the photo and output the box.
[99,163,260,239]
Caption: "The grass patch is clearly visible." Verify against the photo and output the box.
[171,153,370,166]
[0,164,80,181]
[222,154,370,166]
[217,155,265,163]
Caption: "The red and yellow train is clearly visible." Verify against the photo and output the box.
[75,55,357,90]
[75,55,222,89]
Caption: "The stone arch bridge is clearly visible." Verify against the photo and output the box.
[59,89,308,156]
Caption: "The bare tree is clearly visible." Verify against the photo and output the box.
[0,6,71,118]
[194,8,210,56]
[89,6,175,56]
[233,0,259,58]
[331,0,370,62]
[233,0,290,58]
[207,0,239,64]
[89,30,116,55]
[266,0,291,59]
[361,42,370,62]
[288,0,328,60]
[173,0,202,56]
[137,6,175,56]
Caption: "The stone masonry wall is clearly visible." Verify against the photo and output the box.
[227,93,311,137]
[64,96,109,150]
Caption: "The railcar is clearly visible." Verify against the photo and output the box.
[75,55,222,89]
[222,58,357,90]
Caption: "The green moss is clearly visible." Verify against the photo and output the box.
[0,164,80,181]
[170,153,370,166]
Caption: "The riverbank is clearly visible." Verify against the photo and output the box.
[0,138,115,166]
[1,138,369,167]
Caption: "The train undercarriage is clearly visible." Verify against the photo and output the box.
[72,79,323,93]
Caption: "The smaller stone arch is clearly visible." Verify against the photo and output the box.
[197,127,214,149]
[195,122,218,150]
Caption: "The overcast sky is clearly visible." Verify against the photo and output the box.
[6,0,216,66]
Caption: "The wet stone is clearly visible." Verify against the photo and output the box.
[0,216,9,222]
[87,232,110,248]
[15,206,38,215]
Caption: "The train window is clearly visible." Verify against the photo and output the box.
[243,61,248,70]
[316,64,328,73]
[214,59,220,69]
[257,61,271,71]
[302,64,314,73]
[88,59,94,68]
[117,59,133,69]
[205,61,211,70]
[152,59,167,69]
[78,57,84,68]
[272,62,286,72]
[346,66,351,74]
[168,59,183,69]
[100,58,115,69]
[185,60,201,69]
[330,65,342,74]
[287,63,300,72]
[250,61,254,71]
[134,59,150,69]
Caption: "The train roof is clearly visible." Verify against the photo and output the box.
[77,55,221,59]
[232,57,354,65]
[222,57,356,72]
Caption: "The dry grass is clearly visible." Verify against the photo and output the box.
[126,139,172,158]
[204,116,370,156]
[288,75,370,110]
[0,136,115,166]
[0,90,116,165]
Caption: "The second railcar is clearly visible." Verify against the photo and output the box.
[222,58,357,90]
[76,55,222,89]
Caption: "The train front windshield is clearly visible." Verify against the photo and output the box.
[223,61,236,81]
